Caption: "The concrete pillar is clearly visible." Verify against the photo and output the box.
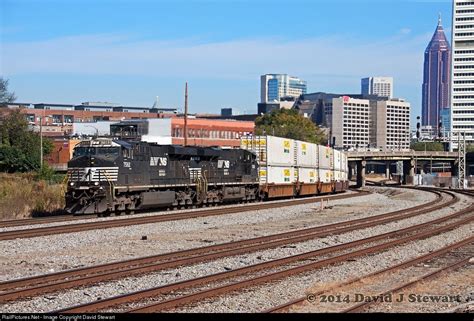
[451,160,458,177]
[385,161,390,179]
[402,158,415,185]
[356,160,366,188]
[348,163,354,181]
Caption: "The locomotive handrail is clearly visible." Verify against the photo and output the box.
[97,169,116,208]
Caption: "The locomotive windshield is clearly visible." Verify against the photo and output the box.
[73,147,120,159]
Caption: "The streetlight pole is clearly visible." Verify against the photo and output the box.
[85,125,99,138]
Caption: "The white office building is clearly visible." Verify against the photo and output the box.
[260,74,307,103]
[361,77,394,99]
[451,0,474,148]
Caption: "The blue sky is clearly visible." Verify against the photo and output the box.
[1,0,452,125]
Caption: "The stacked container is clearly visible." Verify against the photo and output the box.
[241,135,348,187]
[240,136,295,184]
[318,145,334,183]
[294,140,319,183]
[341,152,348,181]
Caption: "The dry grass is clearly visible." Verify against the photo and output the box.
[0,173,66,219]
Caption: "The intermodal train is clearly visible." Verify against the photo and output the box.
[65,135,349,215]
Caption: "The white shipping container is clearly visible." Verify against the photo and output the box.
[318,145,333,170]
[333,150,342,171]
[297,167,318,183]
[340,152,347,173]
[344,153,348,173]
[319,169,333,183]
[334,170,345,182]
[240,136,294,166]
[259,165,296,184]
[240,136,267,164]
[266,136,295,166]
[295,140,318,167]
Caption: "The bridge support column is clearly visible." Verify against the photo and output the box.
[403,158,415,185]
[385,161,390,179]
[348,163,355,181]
[356,160,366,188]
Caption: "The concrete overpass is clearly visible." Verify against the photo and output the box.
[346,151,459,187]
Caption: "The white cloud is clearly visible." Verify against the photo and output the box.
[1,32,431,89]
[399,28,412,35]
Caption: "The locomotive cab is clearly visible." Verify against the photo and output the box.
[65,139,125,214]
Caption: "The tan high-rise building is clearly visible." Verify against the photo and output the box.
[294,93,410,150]
[370,99,411,150]
[331,96,371,149]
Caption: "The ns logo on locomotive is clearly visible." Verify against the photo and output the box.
[65,135,348,216]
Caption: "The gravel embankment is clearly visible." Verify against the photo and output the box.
[1,192,361,233]
[178,224,474,313]
[0,189,471,313]
[0,188,434,281]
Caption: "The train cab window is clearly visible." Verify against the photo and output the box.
[73,147,119,159]
[96,148,120,159]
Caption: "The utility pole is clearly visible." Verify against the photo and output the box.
[184,82,188,146]
[39,116,43,169]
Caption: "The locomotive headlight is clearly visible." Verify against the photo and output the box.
[94,182,99,186]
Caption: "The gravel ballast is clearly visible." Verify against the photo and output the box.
[0,188,435,281]
[0,189,471,313]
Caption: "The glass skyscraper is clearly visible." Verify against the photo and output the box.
[260,74,307,103]
[422,16,451,129]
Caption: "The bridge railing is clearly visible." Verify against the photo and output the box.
[346,150,458,158]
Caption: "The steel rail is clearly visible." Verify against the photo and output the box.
[342,256,472,313]
[0,191,368,241]
[0,215,94,229]
[0,190,449,301]
[265,235,474,313]
[56,201,473,313]
[126,213,474,313]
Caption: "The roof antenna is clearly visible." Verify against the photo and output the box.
[438,12,442,26]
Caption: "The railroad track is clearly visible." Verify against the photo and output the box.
[0,189,449,302]
[342,242,474,313]
[266,236,474,313]
[0,191,367,229]
[0,215,93,229]
[0,191,367,241]
[51,190,472,313]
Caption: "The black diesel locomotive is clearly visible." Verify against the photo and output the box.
[66,139,260,215]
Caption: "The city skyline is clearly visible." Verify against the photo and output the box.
[1,0,453,126]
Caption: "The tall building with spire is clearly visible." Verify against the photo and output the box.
[422,15,451,129]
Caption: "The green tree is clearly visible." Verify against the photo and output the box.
[411,141,445,152]
[0,78,16,104]
[255,109,327,145]
[0,109,53,172]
